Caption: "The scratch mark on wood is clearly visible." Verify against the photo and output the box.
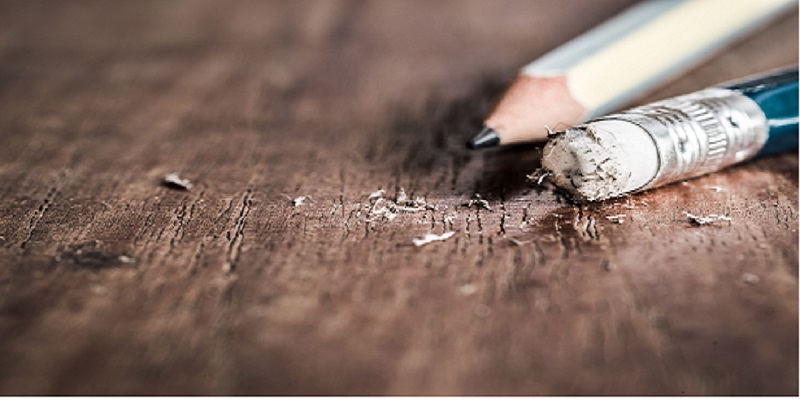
[223,187,253,273]
[19,171,67,249]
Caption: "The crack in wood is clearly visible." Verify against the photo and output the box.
[498,191,507,236]
[19,171,67,249]
[166,191,205,257]
[187,240,207,274]
[223,188,253,274]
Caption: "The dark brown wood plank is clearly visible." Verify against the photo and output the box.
[0,0,796,395]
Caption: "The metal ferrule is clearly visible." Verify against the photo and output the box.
[595,88,769,192]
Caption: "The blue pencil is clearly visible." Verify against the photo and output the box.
[540,67,798,201]
[723,67,799,156]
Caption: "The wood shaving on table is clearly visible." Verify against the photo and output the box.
[162,173,193,190]
[741,272,760,285]
[458,283,478,296]
[526,168,552,185]
[395,198,433,213]
[685,212,731,225]
[396,187,408,203]
[292,196,309,207]
[462,194,491,210]
[605,214,626,224]
[397,187,435,211]
[368,189,386,201]
[366,187,436,223]
[366,198,398,222]
[412,231,455,247]
[525,168,553,186]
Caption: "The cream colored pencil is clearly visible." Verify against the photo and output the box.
[467,0,796,149]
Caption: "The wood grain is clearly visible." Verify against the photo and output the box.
[0,0,796,395]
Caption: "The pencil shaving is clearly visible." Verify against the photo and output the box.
[368,189,386,201]
[685,212,731,225]
[366,198,398,222]
[412,231,455,247]
[366,188,435,223]
[396,187,408,203]
[459,284,478,296]
[741,272,760,285]
[292,196,310,207]
[462,194,491,210]
[526,168,552,186]
[162,173,193,190]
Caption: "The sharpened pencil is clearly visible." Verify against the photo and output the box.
[467,0,796,150]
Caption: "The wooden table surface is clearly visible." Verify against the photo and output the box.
[0,0,797,395]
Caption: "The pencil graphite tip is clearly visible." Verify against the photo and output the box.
[466,127,500,150]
